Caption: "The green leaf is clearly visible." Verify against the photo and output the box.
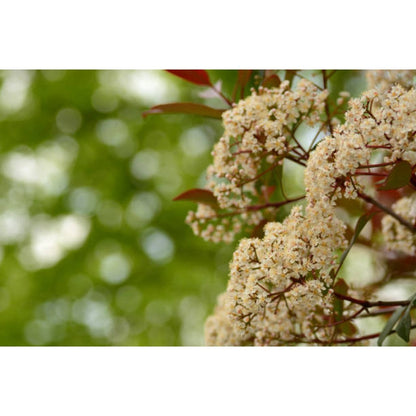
[142,103,225,119]
[353,213,375,241]
[378,292,416,345]
[395,292,416,342]
[165,70,212,86]
[377,306,406,346]
[379,161,412,190]
[396,312,412,342]
[173,188,219,208]
[333,279,349,320]
[339,321,358,336]
[337,213,375,272]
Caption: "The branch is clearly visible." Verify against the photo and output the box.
[322,70,333,136]
[322,323,416,345]
[334,291,410,308]
[358,191,416,233]
[211,85,233,107]
[358,305,416,318]
[199,195,305,220]
[246,195,305,212]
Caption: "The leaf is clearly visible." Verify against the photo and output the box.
[284,70,297,86]
[337,212,375,271]
[261,74,281,89]
[173,188,219,208]
[237,70,252,89]
[354,212,375,238]
[385,252,416,275]
[395,292,416,342]
[235,69,253,93]
[165,70,212,87]
[333,278,349,320]
[250,219,268,238]
[379,161,412,191]
[198,80,223,99]
[334,278,348,294]
[378,292,416,346]
[261,185,276,202]
[232,70,253,101]
[377,305,406,346]
[338,198,367,216]
[143,103,225,119]
[396,312,412,342]
[339,321,358,336]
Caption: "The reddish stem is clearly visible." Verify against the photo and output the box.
[334,291,410,308]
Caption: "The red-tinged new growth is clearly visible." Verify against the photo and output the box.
[164,69,416,346]
[204,71,416,346]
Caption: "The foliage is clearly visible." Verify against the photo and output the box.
[3,69,416,346]
[149,70,416,346]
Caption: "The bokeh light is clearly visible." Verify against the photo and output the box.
[0,69,235,345]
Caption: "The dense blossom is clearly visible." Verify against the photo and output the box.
[306,85,416,209]
[185,203,265,244]
[198,72,416,346]
[206,80,327,210]
[186,79,328,243]
[204,293,245,346]
[208,206,350,345]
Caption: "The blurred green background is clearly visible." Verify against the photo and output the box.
[0,70,242,345]
[0,70,368,345]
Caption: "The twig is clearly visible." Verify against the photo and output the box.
[358,191,416,233]
[334,291,410,308]
[322,70,333,136]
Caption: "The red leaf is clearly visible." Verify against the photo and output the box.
[250,219,268,238]
[142,103,225,119]
[166,70,212,87]
[261,74,281,89]
[385,251,416,274]
[334,278,349,295]
[233,70,253,101]
[261,185,276,202]
[173,188,219,208]
[237,70,252,89]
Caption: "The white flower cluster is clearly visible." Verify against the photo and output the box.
[185,204,265,244]
[205,293,246,346]
[306,85,416,208]
[205,84,416,346]
[208,79,327,210]
[366,70,415,93]
[186,79,328,243]
[205,205,348,346]
[382,194,416,255]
